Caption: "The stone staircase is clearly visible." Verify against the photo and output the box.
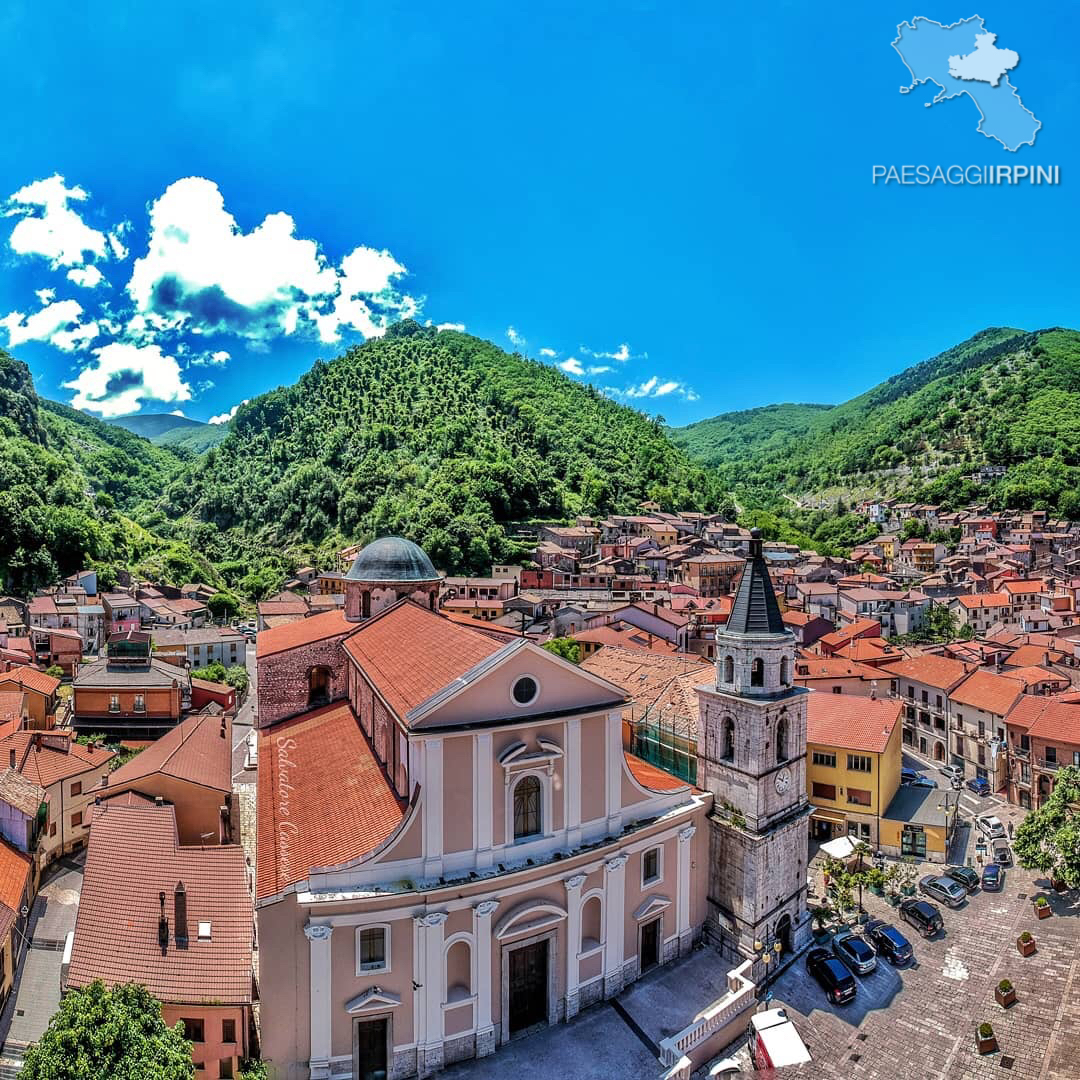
[0,1041,27,1079]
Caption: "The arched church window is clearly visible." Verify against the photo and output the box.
[722,717,735,762]
[723,655,734,683]
[751,658,764,687]
[776,715,788,763]
[780,655,791,686]
[513,775,542,840]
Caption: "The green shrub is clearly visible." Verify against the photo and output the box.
[978,1022,994,1038]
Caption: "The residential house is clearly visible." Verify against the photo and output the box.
[66,802,254,1078]
[103,710,234,844]
[880,655,972,764]
[0,731,114,865]
[151,626,246,671]
[101,592,141,635]
[602,602,690,651]
[818,618,882,657]
[793,582,839,621]
[794,656,885,697]
[0,840,32,1010]
[31,626,83,675]
[1005,695,1080,810]
[835,590,930,637]
[678,554,743,597]
[948,670,1024,791]
[805,692,902,850]
[0,669,60,728]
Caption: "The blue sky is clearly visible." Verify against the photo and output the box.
[0,2,1076,426]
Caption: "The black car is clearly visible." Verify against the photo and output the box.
[899,898,943,938]
[865,919,914,966]
[806,947,857,1005]
[944,865,980,893]
[982,863,1003,891]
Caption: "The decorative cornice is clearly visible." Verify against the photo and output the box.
[416,911,449,928]
[473,900,499,919]
[564,873,587,891]
[605,854,629,873]
[678,825,697,843]
[304,923,334,942]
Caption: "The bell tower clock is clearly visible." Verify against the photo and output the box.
[696,528,811,961]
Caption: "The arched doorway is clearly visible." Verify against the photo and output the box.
[1038,775,1053,805]
[775,914,792,956]
[308,666,331,708]
[933,741,945,762]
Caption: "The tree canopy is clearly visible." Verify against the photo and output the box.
[20,981,194,1080]
[1012,765,1080,888]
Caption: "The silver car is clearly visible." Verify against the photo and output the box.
[919,874,967,908]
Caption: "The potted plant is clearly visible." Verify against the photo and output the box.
[995,979,1016,1008]
[1034,895,1051,919]
[810,905,832,943]
[899,859,918,897]
[1017,931,1036,957]
[865,867,885,896]
[976,1022,998,1055]
[883,863,902,905]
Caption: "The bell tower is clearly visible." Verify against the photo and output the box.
[696,529,811,961]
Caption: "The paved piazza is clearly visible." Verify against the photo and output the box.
[770,860,1080,1080]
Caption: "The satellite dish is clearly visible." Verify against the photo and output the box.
[20,906,28,917]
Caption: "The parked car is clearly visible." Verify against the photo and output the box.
[900,768,922,786]
[940,764,964,782]
[966,776,991,796]
[911,776,938,788]
[944,865,980,893]
[919,875,967,908]
[806,947,857,1005]
[981,863,1003,891]
[991,837,1012,866]
[899,897,943,938]
[976,815,1006,841]
[832,928,877,975]
[864,919,913,966]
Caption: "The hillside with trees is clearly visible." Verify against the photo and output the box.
[0,350,219,595]
[149,322,731,588]
[673,326,1080,519]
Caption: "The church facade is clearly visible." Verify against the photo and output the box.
[255,538,712,1080]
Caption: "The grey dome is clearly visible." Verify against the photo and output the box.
[345,536,440,583]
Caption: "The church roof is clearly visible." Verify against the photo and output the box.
[724,529,786,636]
[345,536,440,584]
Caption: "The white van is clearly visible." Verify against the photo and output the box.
[748,1008,812,1070]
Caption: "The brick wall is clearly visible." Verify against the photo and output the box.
[257,635,349,729]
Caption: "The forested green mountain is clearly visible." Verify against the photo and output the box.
[0,351,220,595]
[153,321,729,591]
[108,412,229,454]
[674,327,1080,518]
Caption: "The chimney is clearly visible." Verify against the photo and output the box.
[154,795,164,806]
[7,749,13,770]
[158,891,169,955]
[174,881,188,947]
[220,718,226,739]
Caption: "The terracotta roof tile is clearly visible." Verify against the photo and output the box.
[0,667,60,697]
[107,711,232,795]
[0,732,115,788]
[342,602,503,719]
[878,654,971,690]
[256,608,351,659]
[0,839,30,914]
[0,768,46,816]
[67,803,252,1005]
[625,753,689,792]
[950,670,1025,717]
[256,701,405,900]
[807,692,902,754]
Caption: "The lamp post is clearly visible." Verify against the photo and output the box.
[937,790,957,859]
[753,934,784,991]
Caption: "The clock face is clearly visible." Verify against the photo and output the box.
[775,768,792,795]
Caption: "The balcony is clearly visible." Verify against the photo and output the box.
[1010,745,1030,761]
[1037,758,1061,773]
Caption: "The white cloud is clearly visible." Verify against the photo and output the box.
[188,349,231,367]
[208,399,248,425]
[169,409,186,417]
[127,177,417,345]
[587,365,612,375]
[0,299,98,352]
[67,265,105,288]
[558,357,585,376]
[34,288,55,306]
[62,342,192,417]
[618,374,698,401]
[539,346,557,357]
[581,341,640,363]
[506,325,525,347]
[436,322,465,332]
[6,175,109,268]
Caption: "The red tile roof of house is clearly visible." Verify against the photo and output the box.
[1006,644,1067,667]
[878,654,971,690]
[807,692,901,754]
[1001,580,1046,596]
[256,608,351,659]
[440,612,524,639]
[794,657,883,681]
[781,611,814,627]
[0,839,30,941]
[0,731,115,788]
[950,670,1025,717]
[571,623,680,655]
[1000,666,1069,690]
[613,602,689,628]
[27,597,57,615]
[256,701,405,900]
[838,573,889,585]
[0,667,61,697]
[0,693,23,737]
[67,803,252,1005]
[107,710,232,796]
[1007,695,1080,743]
[343,602,504,719]
[955,593,1011,609]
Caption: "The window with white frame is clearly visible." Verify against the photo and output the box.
[355,925,390,974]
[512,774,543,840]
[641,845,663,887]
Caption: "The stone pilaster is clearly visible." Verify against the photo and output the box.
[304,923,334,1079]
[415,911,448,1078]
[603,854,628,998]
[472,900,499,1057]
[564,873,587,1018]
[676,824,696,956]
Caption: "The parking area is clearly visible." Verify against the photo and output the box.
[768,861,1080,1080]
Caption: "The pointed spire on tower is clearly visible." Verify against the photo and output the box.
[725,528,786,636]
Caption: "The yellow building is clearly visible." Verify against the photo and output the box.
[806,692,903,850]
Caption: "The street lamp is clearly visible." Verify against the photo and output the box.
[753,936,784,990]
[937,790,957,857]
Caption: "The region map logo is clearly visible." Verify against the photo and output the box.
[892,14,1040,152]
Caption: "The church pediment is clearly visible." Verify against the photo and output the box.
[346,987,402,1012]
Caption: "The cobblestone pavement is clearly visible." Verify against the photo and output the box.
[767,863,1080,1080]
